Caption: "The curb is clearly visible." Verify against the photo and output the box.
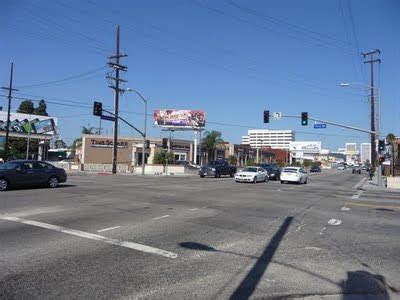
[354,177,368,190]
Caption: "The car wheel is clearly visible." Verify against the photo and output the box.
[48,176,59,188]
[253,177,257,184]
[200,175,205,178]
[304,178,308,184]
[281,180,284,184]
[264,176,267,182]
[0,178,8,191]
[230,173,234,177]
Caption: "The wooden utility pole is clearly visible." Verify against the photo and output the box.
[107,26,127,174]
[1,62,18,161]
[362,49,381,173]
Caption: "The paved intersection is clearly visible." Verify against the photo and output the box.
[0,169,399,299]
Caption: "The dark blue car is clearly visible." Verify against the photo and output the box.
[0,160,67,191]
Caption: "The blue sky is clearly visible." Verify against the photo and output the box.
[1,0,399,151]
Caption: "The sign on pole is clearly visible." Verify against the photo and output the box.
[273,112,282,120]
[314,123,327,129]
[101,115,116,122]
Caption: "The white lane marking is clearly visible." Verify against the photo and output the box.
[351,191,364,199]
[1,217,177,259]
[341,207,350,211]
[304,246,321,251]
[153,215,170,220]
[189,208,199,211]
[320,227,326,235]
[97,226,121,233]
[328,219,342,226]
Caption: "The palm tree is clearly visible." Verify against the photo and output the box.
[386,133,396,176]
[201,130,223,163]
[70,126,96,160]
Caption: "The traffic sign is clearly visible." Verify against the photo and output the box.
[101,115,115,122]
[273,112,282,120]
[314,123,327,129]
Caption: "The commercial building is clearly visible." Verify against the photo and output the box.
[289,141,321,163]
[345,143,359,165]
[241,129,294,150]
[360,143,371,163]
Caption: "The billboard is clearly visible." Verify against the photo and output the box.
[345,143,357,155]
[153,109,205,128]
[290,141,321,153]
[0,112,57,136]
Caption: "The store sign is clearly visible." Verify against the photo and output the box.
[0,111,57,136]
[153,109,205,128]
[290,141,321,153]
[90,139,129,148]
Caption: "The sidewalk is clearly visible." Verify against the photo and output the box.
[359,174,400,193]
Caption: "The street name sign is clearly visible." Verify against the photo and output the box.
[314,123,327,129]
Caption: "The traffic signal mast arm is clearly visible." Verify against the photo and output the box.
[282,114,376,135]
[102,107,145,138]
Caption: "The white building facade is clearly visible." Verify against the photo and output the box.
[289,141,322,163]
[242,130,294,150]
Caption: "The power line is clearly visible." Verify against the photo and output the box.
[15,66,107,89]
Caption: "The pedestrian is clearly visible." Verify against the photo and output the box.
[367,167,372,180]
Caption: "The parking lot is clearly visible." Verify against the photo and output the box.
[1,169,400,298]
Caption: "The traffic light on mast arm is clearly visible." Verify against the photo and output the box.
[263,110,270,123]
[93,101,103,116]
[301,112,308,126]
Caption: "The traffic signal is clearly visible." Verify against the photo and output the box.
[145,140,150,149]
[93,101,102,116]
[378,139,385,152]
[263,110,270,123]
[301,112,308,126]
[162,138,168,149]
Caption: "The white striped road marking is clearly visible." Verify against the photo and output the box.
[97,226,121,233]
[328,219,342,226]
[351,191,364,199]
[319,227,326,235]
[341,207,350,211]
[189,208,198,211]
[1,217,177,259]
[153,215,170,220]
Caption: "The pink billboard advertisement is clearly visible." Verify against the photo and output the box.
[153,109,205,128]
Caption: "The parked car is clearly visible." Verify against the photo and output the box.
[338,165,345,170]
[310,165,321,173]
[258,163,281,180]
[352,166,362,174]
[0,160,67,191]
[199,160,237,178]
[280,167,308,184]
[235,166,268,183]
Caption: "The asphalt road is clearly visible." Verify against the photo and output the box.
[1,169,399,299]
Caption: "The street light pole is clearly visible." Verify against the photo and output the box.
[340,82,382,187]
[125,88,148,175]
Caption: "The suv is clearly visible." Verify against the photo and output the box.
[199,160,237,178]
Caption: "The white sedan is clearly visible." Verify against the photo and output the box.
[280,167,308,184]
[235,167,269,183]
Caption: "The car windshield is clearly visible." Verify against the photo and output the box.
[0,162,20,170]
[282,168,298,173]
[242,167,258,173]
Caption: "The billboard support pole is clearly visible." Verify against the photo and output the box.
[194,130,198,165]
[26,114,31,160]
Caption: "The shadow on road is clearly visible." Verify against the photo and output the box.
[229,216,293,299]
[340,270,397,299]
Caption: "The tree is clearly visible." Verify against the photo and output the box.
[201,130,223,163]
[81,126,95,134]
[303,159,313,168]
[34,99,48,116]
[245,158,255,166]
[70,126,96,160]
[227,155,237,166]
[153,149,174,164]
[386,133,396,176]
[17,100,34,114]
